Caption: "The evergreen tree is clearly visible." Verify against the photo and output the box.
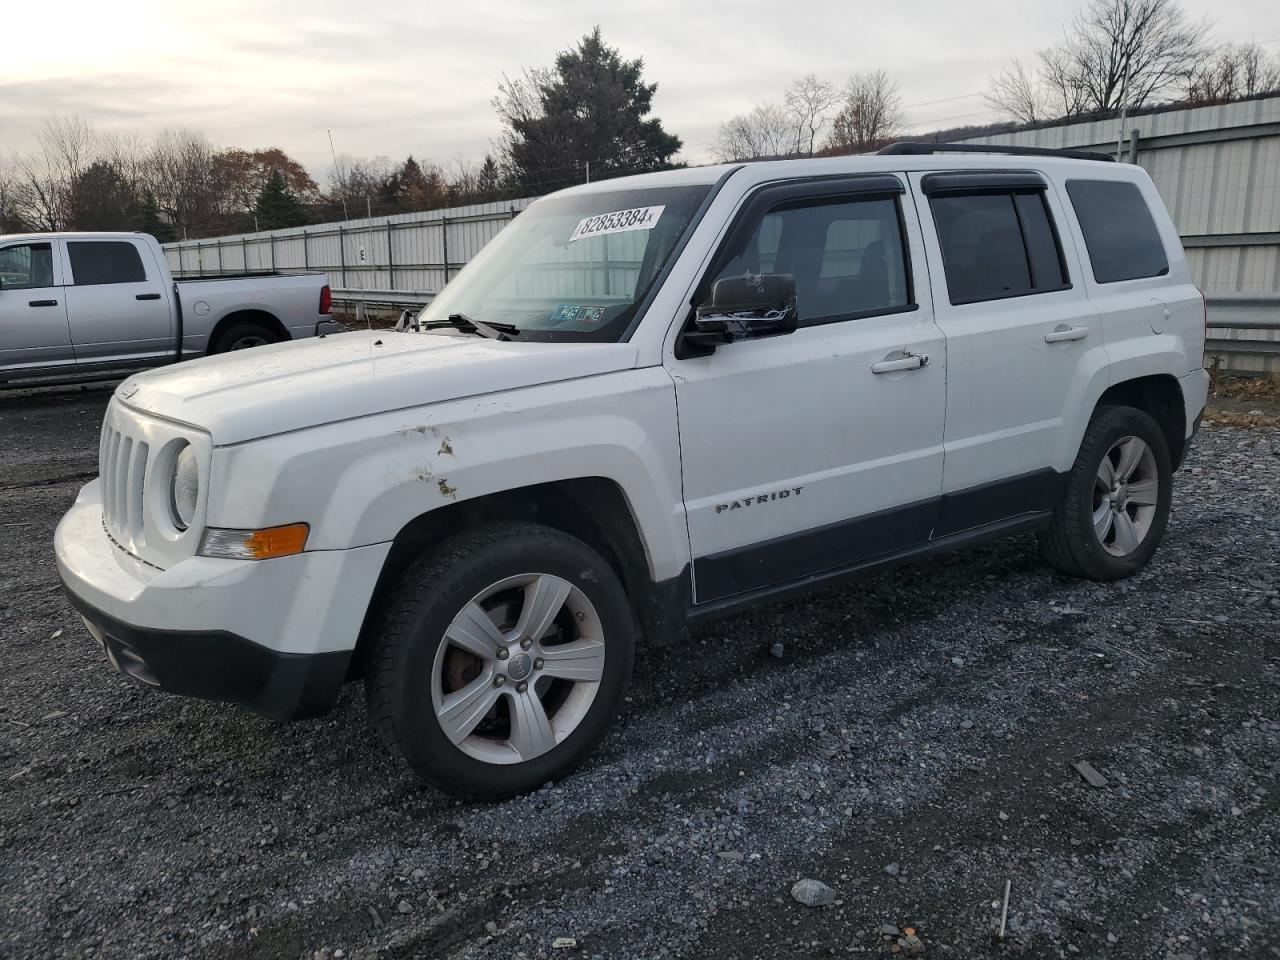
[253,168,305,230]
[134,190,175,243]
[495,28,682,193]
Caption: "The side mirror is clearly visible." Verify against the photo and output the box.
[678,273,798,357]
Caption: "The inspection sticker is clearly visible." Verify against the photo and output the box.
[568,205,665,243]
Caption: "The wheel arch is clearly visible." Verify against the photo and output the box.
[208,309,289,353]
[1095,373,1187,467]
[348,478,688,679]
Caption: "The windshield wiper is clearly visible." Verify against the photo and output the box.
[419,312,518,342]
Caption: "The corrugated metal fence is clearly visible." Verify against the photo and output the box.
[958,95,1280,374]
[163,197,536,298]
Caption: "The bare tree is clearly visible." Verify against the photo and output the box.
[147,129,226,240]
[985,59,1049,125]
[987,0,1207,124]
[711,102,799,161]
[785,75,838,156]
[0,158,24,232]
[825,71,904,154]
[1183,42,1280,103]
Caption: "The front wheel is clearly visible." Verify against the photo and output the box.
[365,522,635,798]
[1039,405,1173,580]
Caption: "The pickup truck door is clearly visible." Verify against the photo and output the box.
[670,175,947,605]
[908,171,1104,535]
[0,240,74,375]
[61,238,173,367]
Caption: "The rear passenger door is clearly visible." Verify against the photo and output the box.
[61,238,173,368]
[911,170,1105,534]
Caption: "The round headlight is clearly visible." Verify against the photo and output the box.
[170,443,199,530]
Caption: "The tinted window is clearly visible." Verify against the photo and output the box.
[1066,180,1169,283]
[710,196,911,326]
[67,241,147,286]
[0,243,54,290]
[930,190,1068,304]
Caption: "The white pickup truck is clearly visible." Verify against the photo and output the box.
[0,231,336,386]
[56,145,1209,798]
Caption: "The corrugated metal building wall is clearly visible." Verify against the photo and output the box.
[956,96,1280,373]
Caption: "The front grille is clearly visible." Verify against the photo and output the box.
[99,422,149,553]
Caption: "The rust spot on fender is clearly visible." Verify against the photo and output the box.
[413,468,433,483]
[437,478,458,499]
[438,437,454,456]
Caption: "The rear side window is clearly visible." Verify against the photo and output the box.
[1065,180,1169,283]
[67,241,147,286]
[929,190,1068,305]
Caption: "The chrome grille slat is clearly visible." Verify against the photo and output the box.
[101,428,122,536]
[115,436,133,542]
[125,440,148,543]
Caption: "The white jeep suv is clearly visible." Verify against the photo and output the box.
[56,143,1208,797]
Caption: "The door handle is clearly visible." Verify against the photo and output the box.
[136,293,162,301]
[871,352,928,374]
[1045,325,1089,343]
[29,299,58,307]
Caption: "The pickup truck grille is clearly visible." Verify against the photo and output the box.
[99,423,150,553]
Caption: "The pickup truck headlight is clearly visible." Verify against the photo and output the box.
[170,443,199,530]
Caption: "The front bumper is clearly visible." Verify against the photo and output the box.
[54,479,390,720]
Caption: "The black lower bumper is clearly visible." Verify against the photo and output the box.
[62,585,351,721]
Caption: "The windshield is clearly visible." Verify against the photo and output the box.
[418,184,711,342]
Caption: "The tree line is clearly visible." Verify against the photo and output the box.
[3,5,1277,240]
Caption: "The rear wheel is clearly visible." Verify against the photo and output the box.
[365,522,634,798]
[1039,405,1173,580]
[211,321,278,353]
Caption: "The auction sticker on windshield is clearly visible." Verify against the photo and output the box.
[568,205,665,243]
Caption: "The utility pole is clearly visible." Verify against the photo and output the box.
[584,161,590,184]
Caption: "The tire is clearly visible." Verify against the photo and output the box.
[211,321,278,353]
[365,521,635,799]
[1039,405,1173,580]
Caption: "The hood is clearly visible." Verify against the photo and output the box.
[118,330,639,444]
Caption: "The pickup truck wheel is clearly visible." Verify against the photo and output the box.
[1038,405,1173,580]
[365,522,634,799]
[211,322,278,353]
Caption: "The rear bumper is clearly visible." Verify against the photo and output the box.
[64,590,349,721]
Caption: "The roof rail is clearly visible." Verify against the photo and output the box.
[877,141,1115,163]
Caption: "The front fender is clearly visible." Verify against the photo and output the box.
[208,368,689,582]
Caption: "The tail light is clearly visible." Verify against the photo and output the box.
[319,284,332,315]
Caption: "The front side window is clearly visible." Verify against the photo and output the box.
[708,195,912,326]
[930,190,1068,305]
[0,243,54,290]
[67,241,147,286]
[1066,179,1169,284]
[418,184,711,342]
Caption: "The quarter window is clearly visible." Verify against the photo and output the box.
[67,241,147,286]
[1066,180,1169,284]
[0,243,54,290]
[930,190,1068,305]
[709,195,912,326]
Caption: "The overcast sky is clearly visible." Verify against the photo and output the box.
[2,0,1276,181]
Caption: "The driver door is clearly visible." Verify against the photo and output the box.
[669,175,947,604]
[0,240,74,375]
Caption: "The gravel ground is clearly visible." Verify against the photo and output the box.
[1,385,1278,960]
